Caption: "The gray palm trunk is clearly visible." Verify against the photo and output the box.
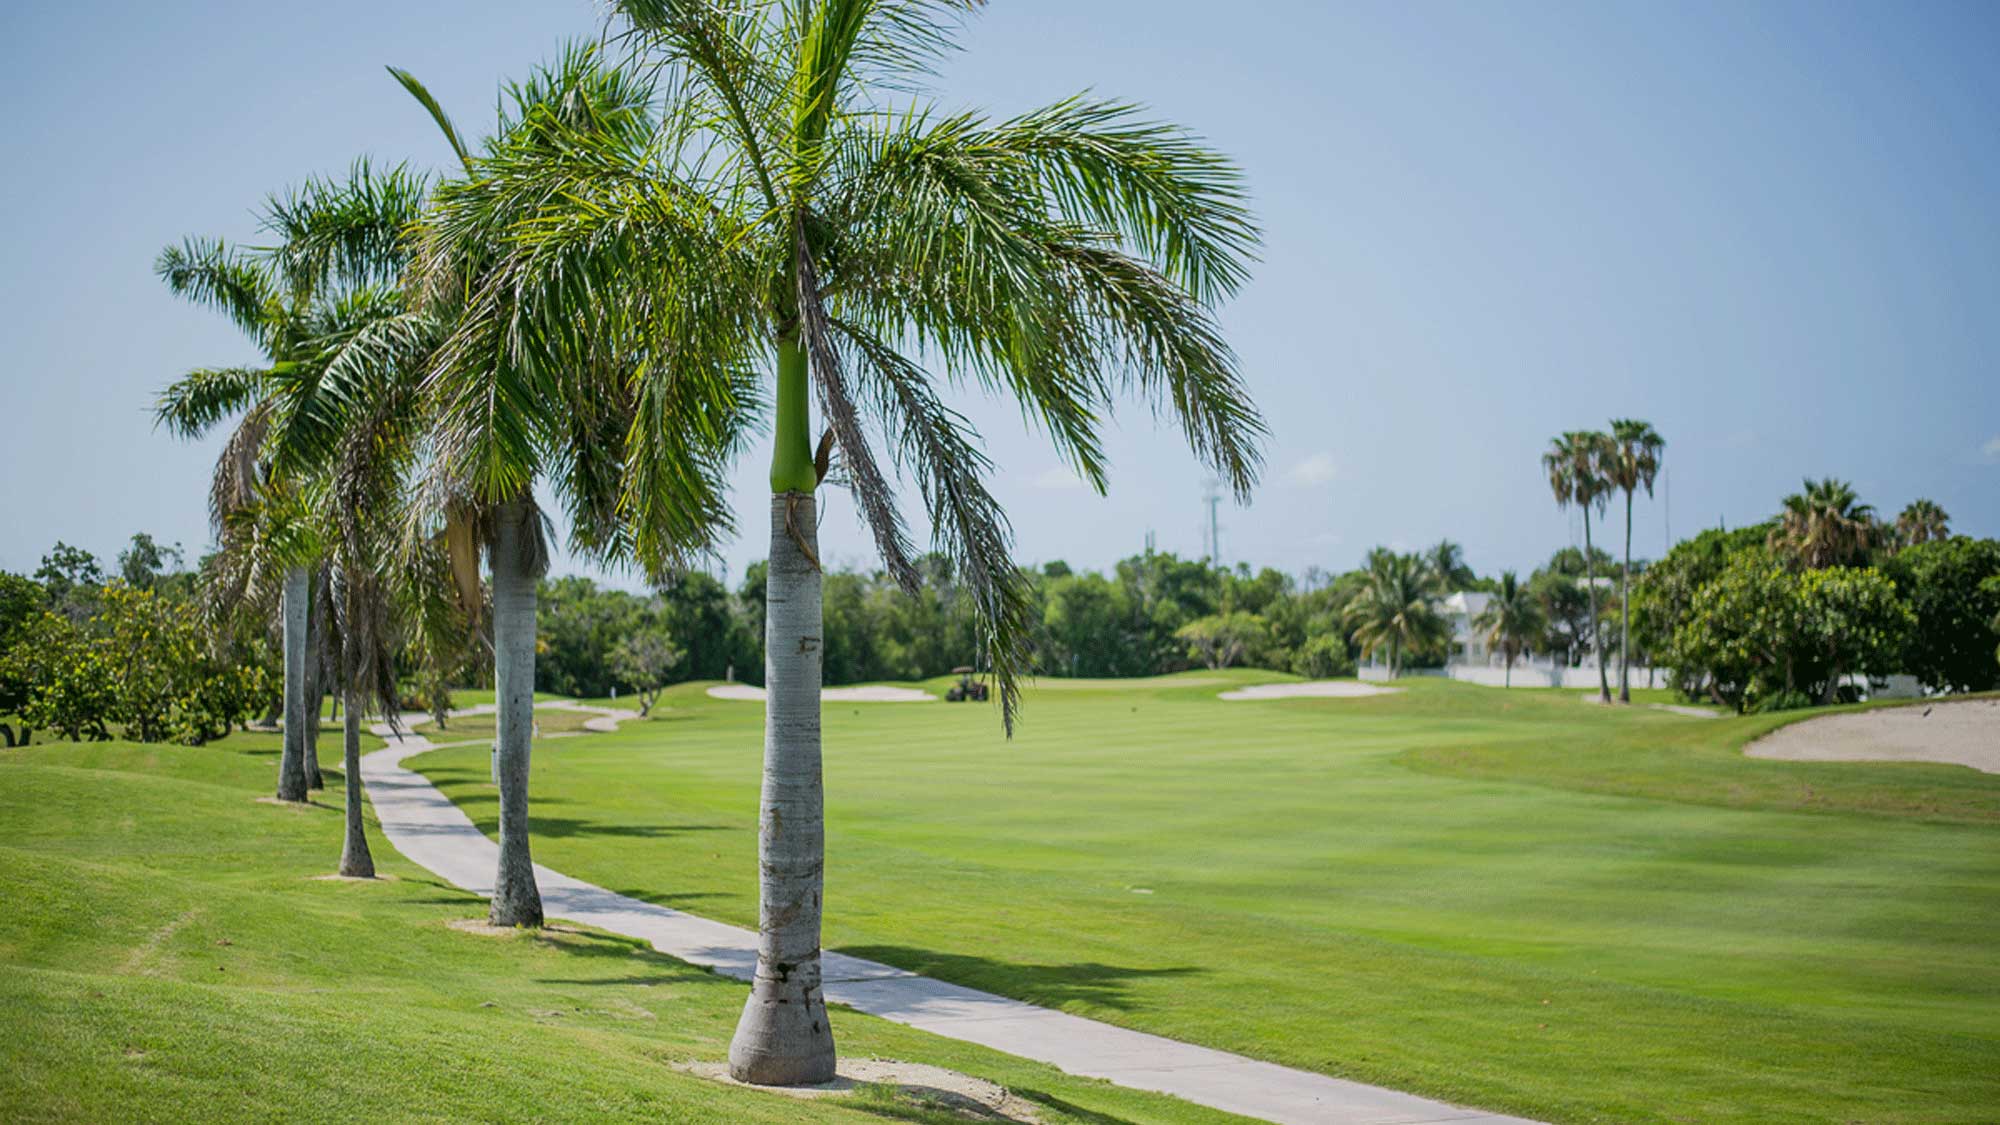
[1583,508,1610,702]
[729,493,835,1086]
[276,566,311,802]
[488,500,543,928]
[1619,490,1634,704]
[303,586,326,789]
[338,688,375,878]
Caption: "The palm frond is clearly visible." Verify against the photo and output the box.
[155,238,277,345]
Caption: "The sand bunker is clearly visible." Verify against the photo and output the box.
[1746,699,2000,774]
[1218,681,1401,701]
[706,684,936,703]
[677,1059,1043,1122]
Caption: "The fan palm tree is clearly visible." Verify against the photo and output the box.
[1603,419,1663,703]
[1473,571,1543,688]
[1894,499,1950,549]
[406,49,744,929]
[1544,430,1612,702]
[1342,552,1447,677]
[1770,478,1877,569]
[489,4,1265,1083]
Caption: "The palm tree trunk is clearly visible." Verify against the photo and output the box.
[731,333,836,1087]
[276,566,310,802]
[1619,489,1633,704]
[302,586,326,790]
[730,492,834,1085]
[488,499,543,928]
[1583,508,1610,702]
[338,685,374,878]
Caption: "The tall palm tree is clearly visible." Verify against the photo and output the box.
[495,4,1265,1084]
[1603,419,1663,703]
[1770,478,1877,569]
[1894,498,1950,549]
[1342,552,1447,677]
[407,49,745,929]
[1473,571,1543,688]
[1544,431,1612,702]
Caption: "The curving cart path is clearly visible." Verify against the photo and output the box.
[360,717,1537,1125]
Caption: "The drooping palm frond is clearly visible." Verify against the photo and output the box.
[155,238,277,346]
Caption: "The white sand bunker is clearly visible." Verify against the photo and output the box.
[707,684,936,703]
[1747,699,2000,774]
[678,1059,1043,1122]
[1219,681,1401,701]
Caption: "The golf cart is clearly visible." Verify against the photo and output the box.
[945,666,989,702]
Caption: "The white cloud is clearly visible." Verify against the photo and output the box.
[1031,466,1086,490]
[1982,435,2000,463]
[1284,452,1339,487]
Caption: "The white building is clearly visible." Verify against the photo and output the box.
[1439,591,1494,664]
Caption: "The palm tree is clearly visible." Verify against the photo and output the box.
[1425,539,1473,590]
[1894,499,1950,549]
[1342,552,1448,677]
[1473,571,1543,688]
[1603,419,1663,703]
[1771,478,1877,569]
[496,4,1265,1084]
[1544,431,1612,702]
[407,50,744,929]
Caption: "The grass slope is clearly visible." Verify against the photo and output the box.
[413,673,2000,1124]
[0,731,1249,1124]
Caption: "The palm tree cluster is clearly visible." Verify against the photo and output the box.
[153,2,1264,1087]
[1542,420,1665,703]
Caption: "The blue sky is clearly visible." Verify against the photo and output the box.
[3,1,1995,589]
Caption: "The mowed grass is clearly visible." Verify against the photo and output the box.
[0,730,1253,1124]
[414,672,2000,1124]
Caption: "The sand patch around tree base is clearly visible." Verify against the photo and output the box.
[707,684,936,703]
[310,872,398,883]
[676,1059,1043,1123]
[446,919,591,938]
[1746,699,2000,774]
[1218,681,1402,701]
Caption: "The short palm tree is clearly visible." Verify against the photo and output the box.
[1771,478,1877,569]
[1544,430,1612,702]
[1342,552,1447,677]
[1425,539,1473,590]
[1603,419,1663,702]
[408,49,745,929]
[496,3,1265,1083]
[1894,499,1950,549]
[1474,571,1543,687]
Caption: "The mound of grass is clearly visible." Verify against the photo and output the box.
[415,672,2000,1124]
[0,732,1245,1124]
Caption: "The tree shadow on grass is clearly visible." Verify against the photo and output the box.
[528,926,731,990]
[836,945,1202,1013]
[529,817,730,840]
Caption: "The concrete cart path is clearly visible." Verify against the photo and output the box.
[360,722,1538,1125]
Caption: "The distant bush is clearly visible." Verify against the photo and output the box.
[1292,634,1357,679]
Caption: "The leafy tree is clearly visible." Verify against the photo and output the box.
[4,612,114,742]
[1770,478,1878,569]
[609,630,683,716]
[1603,419,1664,702]
[1793,567,1912,705]
[1545,430,1613,701]
[1290,634,1356,679]
[1474,571,1544,688]
[1883,537,2000,692]
[1663,550,1799,711]
[1175,611,1270,670]
[1894,499,1950,549]
[34,543,104,622]
[1629,523,1772,691]
[1342,552,1447,677]
[1529,569,1591,666]
[502,1,1266,1083]
[116,533,185,590]
[1042,571,1136,677]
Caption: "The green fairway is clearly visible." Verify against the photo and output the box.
[0,732,1249,1124]
[411,673,2000,1124]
